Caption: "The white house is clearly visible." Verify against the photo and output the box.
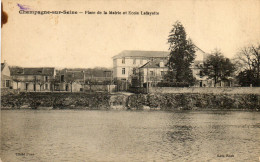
[112,47,208,84]
[112,50,169,81]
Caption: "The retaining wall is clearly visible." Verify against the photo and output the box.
[149,87,260,94]
[1,92,259,110]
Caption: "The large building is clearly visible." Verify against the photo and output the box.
[112,47,208,87]
[112,50,169,81]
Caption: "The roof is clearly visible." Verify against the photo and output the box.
[10,67,55,76]
[140,58,168,68]
[57,68,113,77]
[65,71,84,80]
[113,50,169,59]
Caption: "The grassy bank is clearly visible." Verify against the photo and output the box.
[1,92,259,110]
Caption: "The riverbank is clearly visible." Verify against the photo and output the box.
[1,92,259,110]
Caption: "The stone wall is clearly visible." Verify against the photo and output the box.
[149,87,260,94]
[127,93,260,110]
[1,92,259,110]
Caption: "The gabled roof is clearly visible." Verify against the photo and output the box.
[113,50,169,59]
[10,67,55,76]
[140,58,168,69]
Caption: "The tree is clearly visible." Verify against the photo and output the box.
[166,21,196,85]
[12,78,22,90]
[236,70,256,87]
[49,77,60,92]
[234,44,260,86]
[200,49,236,87]
[36,78,45,91]
[66,73,76,92]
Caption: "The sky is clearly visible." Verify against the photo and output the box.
[1,0,260,68]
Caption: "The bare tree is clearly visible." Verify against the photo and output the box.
[49,77,60,92]
[66,73,76,92]
[234,44,260,86]
[36,78,45,91]
[12,78,22,90]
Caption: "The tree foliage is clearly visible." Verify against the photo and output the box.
[199,49,236,87]
[166,21,196,85]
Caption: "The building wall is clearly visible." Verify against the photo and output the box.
[113,57,149,80]
[141,67,168,83]
[1,64,12,88]
[1,65,10,77]
[58,82,84,92]
[12,75,54,91]
[15,82,52,91]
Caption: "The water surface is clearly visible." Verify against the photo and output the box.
[1,110,259,161]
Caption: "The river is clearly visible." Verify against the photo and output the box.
[1,110,259,162]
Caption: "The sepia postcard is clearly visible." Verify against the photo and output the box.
[1,0,260,161]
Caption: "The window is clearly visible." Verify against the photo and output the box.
[45,84,48,90]
[5,80,10,87]
[122,58,125,64]
[200,71,203,78]
[122,68,125,75]
[161,71,165,76]
[26,83,29,91]
[45,76,48,82]
[150,71,154,76]
[133,58,136,64]
[133,68,136,75]
[61,75,64,82]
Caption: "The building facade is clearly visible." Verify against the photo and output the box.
[112,48,210,87]
[55,69,86,92]
[55,68,113,92]
[112,50,169,81]
[1,61,12,89]
[11,67,56,91]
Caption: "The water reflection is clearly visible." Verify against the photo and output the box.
[1,110,259,162]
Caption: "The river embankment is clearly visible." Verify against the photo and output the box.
[1,92,259,110]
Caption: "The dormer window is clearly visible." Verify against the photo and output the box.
[159,61,164,67]
[122,58,125,64]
